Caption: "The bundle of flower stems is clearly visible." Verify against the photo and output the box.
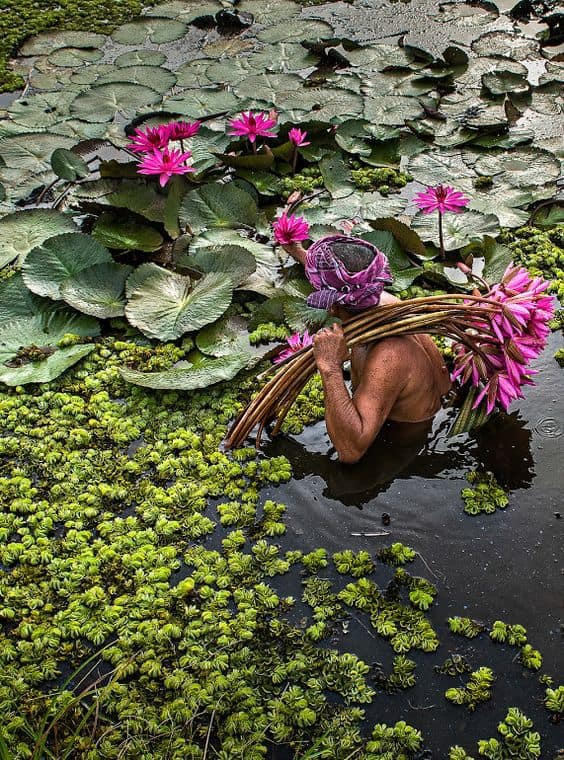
[226,266,554,449]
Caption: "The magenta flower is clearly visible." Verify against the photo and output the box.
[127,125,171,153]
[168,120,201,140]
[272,212,310,246]
[414,185,470,214]
[137,147,195,187]
[227,111,278,144]
[273,330,313,364]
[288,128,310,148]
[451,264,555,414]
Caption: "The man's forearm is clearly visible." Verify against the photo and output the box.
[318,364,365,463]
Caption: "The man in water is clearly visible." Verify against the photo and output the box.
[283,235,451,464]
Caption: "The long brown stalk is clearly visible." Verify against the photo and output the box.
[225,294,506,449]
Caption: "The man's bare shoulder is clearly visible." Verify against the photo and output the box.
[364,335,415,367]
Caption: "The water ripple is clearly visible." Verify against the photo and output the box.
[534,417,562,438]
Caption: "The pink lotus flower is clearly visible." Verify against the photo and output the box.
[228,111,278,144]
[128,125,171,153]
[168,120,201,140]
[414,185,470,214]
[272,212,310,246]
[451,264,555,414]
[288,128,310,148]
[137,147,195,187]
[273,331,313,364]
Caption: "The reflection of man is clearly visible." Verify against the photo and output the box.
[284,235,451,464]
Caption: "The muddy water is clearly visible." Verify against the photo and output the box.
[263,331,563,756]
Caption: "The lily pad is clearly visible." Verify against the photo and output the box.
[364,95,424,126]
[0,132,76,170]
[20,31,106,56]
[248,43,317,73]
[0,210,77,268]
[473,148,560,189]
[97,65,177,92]
[114,50,167,67]
[163,89,239,118]
[92,214,164,252]
[119,353,248,390]
[50,148,90,181]
[70,83,162,123]
[188,245,257,288]
[179,182,258,233]
[111,17,187,44]
[125,263,233,340]
[105,180,166,223]
[47,47,104,68]
[22,233,112,300]
[257,19,334,44]
[60,262,133,318]
[412,210,499,250]
[234,73,304,104]
[196,314,250,357]
[0,273,45,322]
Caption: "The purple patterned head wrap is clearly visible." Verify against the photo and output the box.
[305,234,393,311]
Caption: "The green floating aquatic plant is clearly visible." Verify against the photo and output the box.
[489,620,528,646]
[365,720,423,759]
[445,667,495,711]
[373,655,417,693]
[435,653,472,676]
[461,471,509,515]
[450,746,476,760]
[477,707,541,759]
[378,542,416,566]
[544,685,564,716]
[333,549,375,577]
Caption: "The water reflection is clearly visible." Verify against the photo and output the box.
[265,408,534,508]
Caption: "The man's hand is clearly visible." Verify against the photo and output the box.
[313,323,350,373]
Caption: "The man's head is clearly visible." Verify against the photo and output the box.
[304,234,393,311]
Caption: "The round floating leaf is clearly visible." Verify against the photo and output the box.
[196,314,250,357]
[61,262,133,318]
[257,19,334,43]
[0,273,45,322]
[114,50,167,67]
[20,30,105,55]
[476,149,561,189]
[407,150,474,186]
[175,60,215,89]
[70,83,162,123]
[189,245,257,287]
[69,64,115,86]
[0,132,76,170]
[119,353,247,390]
[111,17,187,44]
[145,0,222,21]
[179,182,258,233]
[238,0,300,24]
[0,210,77,267]
[163,89,239,118]
[482,66,529,96]
[105,180,166,223]
[234,73,304,104]
[92,214,164,252]
[97,65,177,92]
[0,340,94,386]
[277,87,363,122]
[248,43,317,73]
[364,95,424,125]
[472,31,539,59]
[47,47,104,67]
[22,233,112,299]
[412,211,499,250]
[125,264,233,340]
[205,59,260,87]
[51,148,90,181]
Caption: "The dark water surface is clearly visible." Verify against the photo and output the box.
[262,331,563,757]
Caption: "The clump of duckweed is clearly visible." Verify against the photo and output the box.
[448,616,486,638]
[350,163,412,194]
[302,576,343,641]
[373,655,417,692]
[489,620,528,646]
[301,547,329,573]
[445,667,495,711]
[279,167,324,199]
[249,322,290,345]
[333,549,375,577]
[461,471,509,515]
[544,685,564,718]
[477,707,541,758]
[435,653,472,676]
[365,720,422,757]
[519,644,543,671]
[281,374,325,435]
[449,747,475,760]
[378,542,416,566]
[555,348,564,367]
[499,225,564,303]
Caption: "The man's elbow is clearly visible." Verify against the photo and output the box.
[337,445,365,465]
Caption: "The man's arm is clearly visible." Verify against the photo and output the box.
[313,324,407,464]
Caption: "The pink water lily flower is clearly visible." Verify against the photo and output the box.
[228,111,278,144]
[128,124,171,153]
[288,128,310,147]
[414,185,470,214]
[272,212,310,246]
[168,120,201,140]
[273,330,313,364]
[137,147,195,187]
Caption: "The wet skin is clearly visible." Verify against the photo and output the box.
[283,242,451,464]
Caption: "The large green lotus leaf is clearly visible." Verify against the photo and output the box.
[248,43,317,73]
[440,94,508,132]
[92,214,164,252]
[125,265,233,340]
[105,180,166,223]
[202,37,257,59]
[47,47,104,67]
[205,59,261,87]
[0,273,45,322]
[469,193,530,228]
[257,19,334,43]
[471,30,539,59]
[236,169,281,196]
[119,353,247,390]
[532,203,564,229]
[470,129,535,149]
[360,230,413,272]
[283,298,330,332]
[277,87,363,122]
[538,62,564,87]
[344,43,416,71]
[481,236,514,284]
[319,154,355,199]
[0,132,76,170]
[362,71,435,98]
[70,83,162,123]
[22,233,112,299]
[364,95,424,126]
[97,65,177,92]
[234,73,304,104]
[335,119,373,156]
[61,262,133,318]
[0,341,95,386]
[163,89,239,118]
[237,0,300,24]
[473,149,560,189]
[189,245,257,288]
[111,17,187,44]
[144,0,222,22]
[114,50,167,67]
[8,92,75,128]
[0,210,77,268]
[370,218,428,258]
[69,64,115,86]
[361,193,407,221]
[51,148,90,181]
[179,182,258,233]
[482,65,529,96]
[412,211,499,251]
[175,60,215,89]
[20,30,105,55]
[407,150,474,186]
[196,314,250,357]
